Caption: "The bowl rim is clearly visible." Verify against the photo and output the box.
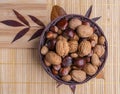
[38,14,108,85]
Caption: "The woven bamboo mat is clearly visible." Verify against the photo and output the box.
[0,0,120,94]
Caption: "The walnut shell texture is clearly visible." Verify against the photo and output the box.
[68,40,78,53]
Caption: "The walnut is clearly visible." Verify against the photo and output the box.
[89,33,98,47]
[91,54,101,66]
[70,34,79,41]
[57,35,67,41]
[44,59,51,66]
[98,36,105,45]
[45,51,62,65]
[69,18,82,30]
[77,25,93,38]
[78,40,91,57]
[41,46,48,55]
[56,40,69,57]
[71,70,86,82]
[84,63,98,76]
[93,45,105,57]
[62,75,72,82]
[70,53,78,58]
[68,40,78,53]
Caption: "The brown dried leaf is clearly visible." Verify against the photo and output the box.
[1,20,24,27]
[12,28,30,43]
[96,70,104,79]
[28,15,45,27]
[13,10,30,26]
[28,28,44,41]
[91,16,101,22]
[85,5,92,18]
[51,5,67,21]
[69,85,76,94]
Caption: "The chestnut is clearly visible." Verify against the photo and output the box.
[63,28,75,39]
[62,56,72,67]
[59,67,71,76]
[47,39,56,50]
[74,58,86,69]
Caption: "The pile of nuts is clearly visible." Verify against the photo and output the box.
[41,17,106,82]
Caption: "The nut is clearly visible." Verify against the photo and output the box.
[62,75,72,82]
[91,54,101,66]
[46,31,57,39]
[45,51,62,65]
[41,46,48,55]
[62,56,72,67]
[70,34,79,41]
[78,40,91,57]
[70,53,78,58]
[56,39,69,57]
[68,40,78,53]
[74,58,86,68]
[52,68,58,75]
[99,36,105,45]
[93,45,105,57]
[59,67,71,76]
[77,25,93,38]
[69,18,82,30]
[63,28,75,39]
[50,26,58,33]
[57,35,67,41]
[44,59,51,66]
[57,29,62,34]
[71,70,86,82]
[53,64,61,71]
[84,63,98,76]
[89,33,98,47]
[71,66,80,70]
[47,39,56,50]
[57,18,68,30]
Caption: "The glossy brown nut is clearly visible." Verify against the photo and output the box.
[59,67,71,76]
[74,58,86,69]
[56,18,68,30]
[53,64,61,71]
[50,26,58,33]
[63,28,75,39]
[62,56,72,67]
[47,39,56,50]
[46,31,57,39]
[52,68,58,75]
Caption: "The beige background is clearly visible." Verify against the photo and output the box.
[0,0,120,94]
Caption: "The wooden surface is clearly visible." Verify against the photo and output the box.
[0,0,120,94]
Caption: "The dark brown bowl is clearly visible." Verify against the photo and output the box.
[39,14,108,85]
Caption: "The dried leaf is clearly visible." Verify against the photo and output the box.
[1,20,24,27]
[51,5,67,21]
[56,81,63,88]
[69,85,76,94]
[28,28,44,41]
[13,9,30,26]
[85,5,92,18]
[12,28,30,43]
[91,16,101,22]
[96,70,104,79]
[28,15,45,27]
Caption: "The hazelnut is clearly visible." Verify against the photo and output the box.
[57,18,68,30]
[59,67,71,76]
[57,35,67,41]
[69,18,82,30]
[98,36,105,45]
[93,45,105,57]
[78,40,91,57]
[62,56,72,67]
[70,34,79,41]
[46,31,57,39]
[41,46,48,55]
[52,68,58,75]
[45,51,62,65]
[56,39,69,57]
[44,59,51,66]
[74,58,86,68]
[62,75,72,82]
[89,33,98,47]
[68,40,78,53]
[53,64,61,71]
[63,28,75,39]
[91,54,101,66]
[50,26,58,33]
[84,63,98,76]
[70,53,78,58]
[77,25,93,38]
[71,70,86,82]
[57,29,62,34]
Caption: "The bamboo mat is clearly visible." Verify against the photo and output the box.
[0,0,120,94]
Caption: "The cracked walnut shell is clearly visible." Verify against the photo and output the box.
[56,39,69,57]
[68,40,78,53]
[45,51,62,65]
[78,40,91,57]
